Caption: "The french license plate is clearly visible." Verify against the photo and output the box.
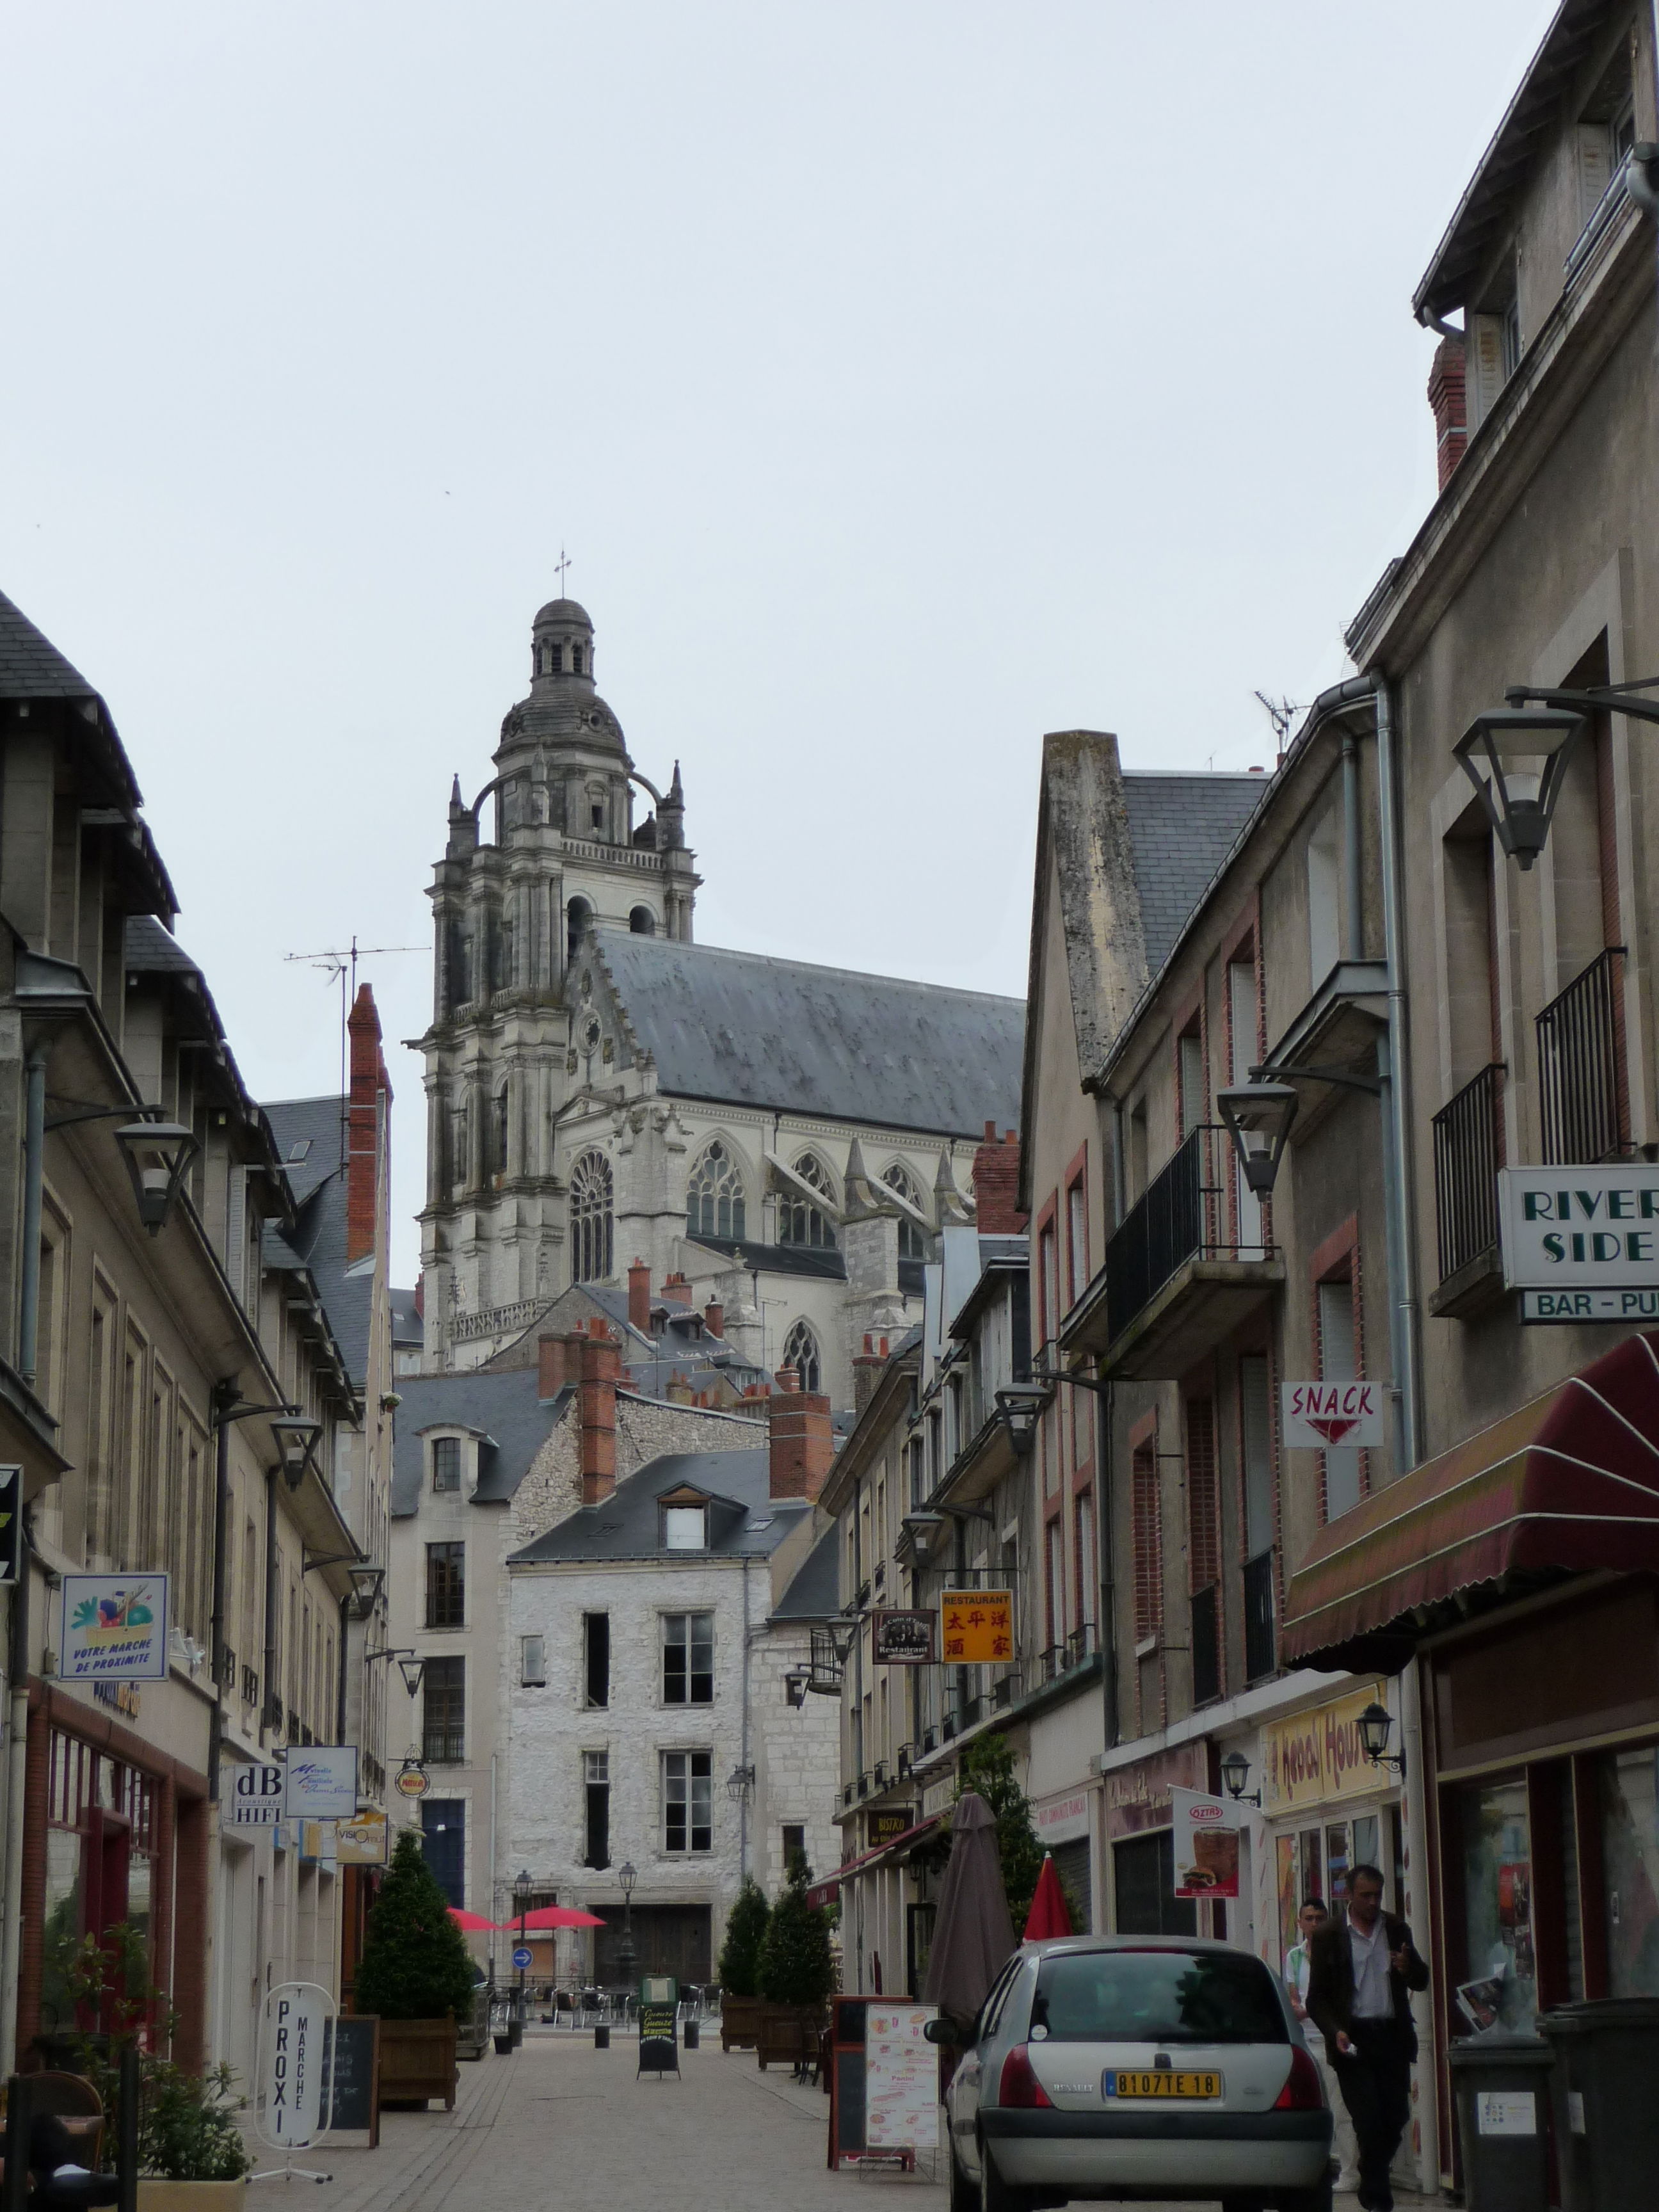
[1108,2071,1221,2100]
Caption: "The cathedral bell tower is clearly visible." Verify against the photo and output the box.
[416,595,700,1364]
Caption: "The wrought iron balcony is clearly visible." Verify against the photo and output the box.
[1537,947,1627,1165]
[1432,1062,1505,1285]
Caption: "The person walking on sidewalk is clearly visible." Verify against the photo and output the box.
[1305,1864,1429,2212]
[1285,1898,1360,2194]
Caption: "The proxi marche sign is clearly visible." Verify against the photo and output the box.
[257,1981,335,2148]
[1281,1381,1383,1450]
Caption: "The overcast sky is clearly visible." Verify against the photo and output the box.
[2,2,1558,1281]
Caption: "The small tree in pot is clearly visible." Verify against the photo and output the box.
[354,1830,476,2107]
[716,1877,770,2049]
[755,1854,835,2067]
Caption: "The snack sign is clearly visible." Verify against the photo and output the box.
[1281,1381,1383,1449]
[939,1589,1014,1664]
[61,1575,170,1681]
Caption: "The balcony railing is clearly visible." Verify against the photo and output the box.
[1242,1550,1276,1685]
[1537,948,1626,1165]
[1105,1126,1258,1342]
[1190,1586,1221,1706]
[1432,1062,1505,1281]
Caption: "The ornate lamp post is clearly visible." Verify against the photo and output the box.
[615,1859,638,1996]
[512,1868,533,2048]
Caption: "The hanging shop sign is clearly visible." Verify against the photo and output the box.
[872,1610,936,1664]
[230,1761,285,1827]
[335,1808,389,1866]
[61,1574,170,1681]
[394,1758,430,1799]
[1499,1165,1659,1289]
[868,1808,915,1848]
[282,1745,359,1821]
[939,1589,1014,1665]
[1281,1381,1384,1450]
[1171,1788,1243,1900]
[0,1466,20,1586]
[1263,1683,1386,1815]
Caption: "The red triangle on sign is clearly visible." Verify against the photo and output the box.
[1308,1416,1359,1444]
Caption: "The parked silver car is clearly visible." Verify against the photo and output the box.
[938,1935,1333,2211]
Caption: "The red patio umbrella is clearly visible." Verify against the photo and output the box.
[515,1903,607,1929]
[1022,1853,1073,1942]
[447,1907,501,1932]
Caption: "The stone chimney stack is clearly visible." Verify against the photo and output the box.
[627,1258,652,1336]
[346,984,392,1267]
[703,1299,724,1338]
[972,1122,1027,1234]
[769,1380,834,1501]
[579,1322,622,1505]
[1428,337,1468,490]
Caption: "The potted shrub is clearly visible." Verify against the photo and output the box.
[755,1854,835,2070]
[717,1877,769,2051]
[353,1829,476,2109]
[62,1924,253,2209]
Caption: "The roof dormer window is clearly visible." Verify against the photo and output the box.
[663,1504,708,1551]
[432,1436,461,1493]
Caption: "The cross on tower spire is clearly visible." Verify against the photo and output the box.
[553,546,572,594]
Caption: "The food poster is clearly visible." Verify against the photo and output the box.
[865,2005,939,2149]
[1171,1788,1242,1899]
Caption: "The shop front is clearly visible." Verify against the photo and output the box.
[1031,1784,1098,1933]
[1256,1679,1404,1960]
[1099,1743,1208,1934]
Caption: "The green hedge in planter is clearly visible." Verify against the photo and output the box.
[757,1855,833,2008]
[717,1877,770,1998]
[354,1829,476,2022]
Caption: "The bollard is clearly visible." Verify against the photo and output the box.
[683,2017,700,2050]
[3,2074,34,2212]
[594,2023,610,2050]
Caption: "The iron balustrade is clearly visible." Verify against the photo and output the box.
[1190,1586,1221,1706]
[1105,1126,1258,1342]
[1242,1550,1276,1685]
[1537,947,1627,1164]
[1432,1062,1505,1281]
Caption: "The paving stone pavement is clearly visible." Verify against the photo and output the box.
[249,2030,1440,2211]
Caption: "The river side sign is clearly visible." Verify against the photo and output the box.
[1499,1166,1659,1290]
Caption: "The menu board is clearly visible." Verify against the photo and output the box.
[864,2005,938,2151]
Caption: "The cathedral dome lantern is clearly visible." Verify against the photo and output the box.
[499,593,629,765]
[531,597,595,686]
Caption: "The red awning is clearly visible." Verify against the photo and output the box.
[1281,1330,1659,1671]
[806,1812,945,1909]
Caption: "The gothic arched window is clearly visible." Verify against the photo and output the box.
[566,896,593,969]
[782,1318,822,1396]
[493,1086,510,1178]
[570,1151,614,1283]
[779,1154,837,1249]
[687,1141,746,1242]
[450,1103,470,1191]
[883,1162,930,1261]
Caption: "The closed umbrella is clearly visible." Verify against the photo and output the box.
[1022,1853,1073,1942]
[922,1791,1016,2032]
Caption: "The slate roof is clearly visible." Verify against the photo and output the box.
[391,1365,571,1516]
[0,587,97,699]
[508,1447,805,1564]
[770,1525,840,1621]
[688,1234,847,1283]
[591,932,1023,1137]
[390,1287,423,1350]
[1122,773,1268,978]
[124,915,198,975]
[263,1096,369,1388]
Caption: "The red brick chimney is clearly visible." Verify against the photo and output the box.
[853,1332,890,1419]
[769,1382,834,1501]
[413,1272,424,1318]
[579,1328,622,1505]
[627,1258,651,1336]
[1428,337,1467,491]
[703,1299,724,1338]
[346,985,392,1267]
[662,1270,691,1302]
[538,1331,573,1397]
[972,1122,1027,1234]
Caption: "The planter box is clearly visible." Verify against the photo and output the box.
[755,2003,824,2071]
[720,1994,762,2051]
[377,2017,458,2110]
[136,2183,248,2212]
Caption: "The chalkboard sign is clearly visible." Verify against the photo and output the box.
[637,2000,678,2078]
[321,2016,380,2145]
[828,1998,869,2167]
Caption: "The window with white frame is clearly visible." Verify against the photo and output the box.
[687,1141,746,1240]
[662,1612,714,1704]
[431,1436,461,1493]
[662,1749,712,1852]
[662,1502,708,1551]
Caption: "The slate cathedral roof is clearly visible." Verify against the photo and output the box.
[589,931,1025,1138]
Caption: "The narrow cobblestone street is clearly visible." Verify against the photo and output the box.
[259,2032,1440,2212]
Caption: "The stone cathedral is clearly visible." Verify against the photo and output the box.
[416,593,1024,1408]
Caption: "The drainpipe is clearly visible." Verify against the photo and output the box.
[1340,730,1365,960]
[263,1470,280,1732]
[738,1555,752,1884]
[1372,673,1424,1468]
[207,1385,236,1806]
[17,1048,45,1387]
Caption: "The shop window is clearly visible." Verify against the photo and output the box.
[1460,1775,1536,2031]
[1112,1831,1197,1937]
[1600,1745,1659,1998]
[1051,1837,1093,1933]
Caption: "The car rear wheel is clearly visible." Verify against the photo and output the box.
[948,2133,977,2212]
[977,2137,1040,2212]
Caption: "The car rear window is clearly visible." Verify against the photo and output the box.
[1031,1950,1287,2044]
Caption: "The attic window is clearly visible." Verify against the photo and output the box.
[662,1504,709,1551]
[287,1140,311,1163]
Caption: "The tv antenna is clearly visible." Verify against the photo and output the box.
[284,936,426,1167]
[1253,691,1301,747]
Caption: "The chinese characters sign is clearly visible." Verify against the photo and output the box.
[939,1589,1014,1664]
[61,1575,170,1681]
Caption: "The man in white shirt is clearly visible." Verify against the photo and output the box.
[1306,1866,1429,2212]
[1284,1898,1359,2193]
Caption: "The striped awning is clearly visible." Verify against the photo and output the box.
[806,1812,945,1909]
[1281,1330,1659,1672]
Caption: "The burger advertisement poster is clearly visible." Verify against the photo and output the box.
[1171,1786,1244,1900]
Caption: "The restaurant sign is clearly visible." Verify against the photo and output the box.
[1263,1683,1386,1815]
[872,1610,936,1664]
[939,1589,1014,1665]
[868,1808,915,1848]
[1499,1165,1659,1288]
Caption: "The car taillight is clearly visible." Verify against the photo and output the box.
[1274,2046,1325,2111]
[997,2045,1054,2109]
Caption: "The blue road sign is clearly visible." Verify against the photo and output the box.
[512,1946,533,1970]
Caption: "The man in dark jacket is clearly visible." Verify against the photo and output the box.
[1305,1864,1429,2212]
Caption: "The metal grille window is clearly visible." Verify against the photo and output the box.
[431,1436,460,1493]
[422,1655,465,1763]
[425,1541,465,1629]
[662,1613,714,1704]
[662,1749,712,1853]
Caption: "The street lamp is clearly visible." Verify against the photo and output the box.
[111,1118,200,1235]
[1217,1749,1261,1807]
[726,1763,756,1805]
[783,1667,810,1709]
[1452,707,1585,870]
[901,1511,947,1562]
[511,1869,533,2049]
[1356,1701,1406,1775]
[1215,1082,1301,1198]
[615,1859,638,1996]
[268,1415,324,1491]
